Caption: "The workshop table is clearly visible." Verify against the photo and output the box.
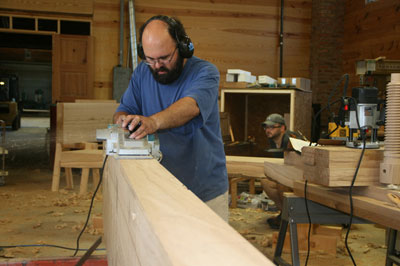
[263,158,400,266]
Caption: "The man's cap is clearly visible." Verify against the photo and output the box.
[261,113,285,127]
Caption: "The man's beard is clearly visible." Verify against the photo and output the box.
[267,131,281,140]
[150,56,184,84]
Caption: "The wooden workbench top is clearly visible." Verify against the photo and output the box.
[225,155,279,178]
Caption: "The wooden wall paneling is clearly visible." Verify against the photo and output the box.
[52,34,94,103]
[103,157,274,265]
[0,0,94,15]
[92,0,121,99]
[2,0,312,103]
[343,0,400,90]
[280,4,311,78]
[134,0,312,82]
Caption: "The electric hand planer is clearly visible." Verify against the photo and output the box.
[96,124,162,161]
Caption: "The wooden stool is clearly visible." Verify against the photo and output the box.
[52,142,104,195]
[229,175,257,208]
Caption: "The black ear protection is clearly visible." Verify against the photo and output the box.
[137,15,194,61]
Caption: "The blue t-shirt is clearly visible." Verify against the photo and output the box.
[117,56,228,202]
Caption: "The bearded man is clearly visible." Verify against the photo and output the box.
[113,15,229,221]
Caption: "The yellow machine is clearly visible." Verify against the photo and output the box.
[328,122,348,140]
[0,74,21,130]
[0,102,20,130]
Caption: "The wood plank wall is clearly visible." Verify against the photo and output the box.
[343,0,400,90]
[133,0,312,81]
[0,0,93,15]
[1,0,312,108]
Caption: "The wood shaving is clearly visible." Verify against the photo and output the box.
[33,223,42,229]
[55,223,68,230]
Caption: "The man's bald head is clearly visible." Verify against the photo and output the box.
[137,15,191,84]
[142,20,176,59]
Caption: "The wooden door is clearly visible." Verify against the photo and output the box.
[52,34,93,103]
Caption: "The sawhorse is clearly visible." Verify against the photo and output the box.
[274,193,369,266]
[387,228,400,266]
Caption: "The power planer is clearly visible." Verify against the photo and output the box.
[96,124,162,161]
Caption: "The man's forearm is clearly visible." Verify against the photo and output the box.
[151,96,200,130]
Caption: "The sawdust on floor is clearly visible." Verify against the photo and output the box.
[229,207,387,265]
[0,127,390,264]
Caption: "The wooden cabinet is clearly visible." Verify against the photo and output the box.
[220,88,312,153]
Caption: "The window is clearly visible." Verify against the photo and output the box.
[0,16,10,28]
[38,19,57,32]
[0,15,91,35]
[60,20,90,35]
[12,17,35,30]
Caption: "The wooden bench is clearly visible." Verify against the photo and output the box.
[51,102,118,194]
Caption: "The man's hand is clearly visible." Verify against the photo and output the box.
[122,115,158,140]
[113,96,199,139]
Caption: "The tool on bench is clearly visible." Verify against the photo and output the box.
[96,124,162,161]
[334,86,385,149]
[345,87,384,149]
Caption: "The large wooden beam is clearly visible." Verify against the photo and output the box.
[293,181,400,231]
[225,155,273,178]
[103,157,273,266]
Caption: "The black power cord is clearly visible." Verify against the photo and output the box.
[304,73,364,266]
[73,154,109,257]
[0,156,110,255]
[304,180,311,266]
[343,97,365,266]
[304,97,342,266]
[0,244,105,251]
[305,95,365,266]
[304,97,343,265]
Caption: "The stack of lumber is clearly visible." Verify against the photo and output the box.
[302,146,384,187]
[265,147,384,188]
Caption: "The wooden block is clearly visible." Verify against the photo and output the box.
[301,146,316,166]
[284,151,303,168]
[278,77,311,92]
[303,164,380,187]
[301,146,383,187]
[311,234,337,255]
[313,225,342,239]
[272,224,338,255]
